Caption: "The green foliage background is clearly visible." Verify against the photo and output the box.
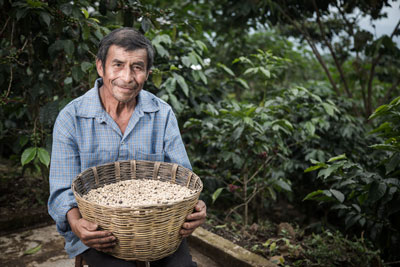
[1,0,399,264]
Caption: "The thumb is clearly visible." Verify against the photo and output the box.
[82,219,98,231]
[194,200,205,211]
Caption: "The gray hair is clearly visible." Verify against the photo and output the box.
[96,27,154,72]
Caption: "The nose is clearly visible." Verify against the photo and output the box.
[120,65,134,83]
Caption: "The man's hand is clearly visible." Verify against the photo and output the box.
[67,208,116,253]
[180,200,207,237]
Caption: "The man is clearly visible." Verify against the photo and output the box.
[48,27,206,267]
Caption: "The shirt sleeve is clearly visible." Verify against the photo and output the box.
[48,109,81,236]
[163,110,192,170]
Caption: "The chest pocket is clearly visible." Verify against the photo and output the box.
[80,151,118,170]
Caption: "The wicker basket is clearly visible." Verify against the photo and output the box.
[71,160,203,261]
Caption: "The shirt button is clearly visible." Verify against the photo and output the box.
[121,141,125,145]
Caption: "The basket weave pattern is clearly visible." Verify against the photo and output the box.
[72,160,202,261]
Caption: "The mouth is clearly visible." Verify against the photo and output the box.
[114,83,136,91]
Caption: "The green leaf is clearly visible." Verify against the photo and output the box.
[259,67,270,78]
[154,43,168,58]
[304,165,323,173]
[24,244,41,255]
[163,77,176,93]
[181,56,192,67]
[303,190,323,201]
[243,67,257,76]
[368,104,388,120]
[82,23,90,40]
[212,187,224,204]
[39,11,51,27]
[220,64,235,77]
[72,66,84,82]
[369,182,387,203]
[81,62,92,73]
[275,179,292,192]
[198,71,207,85]
[174,74,189,97]
[64,77,73,85]
[21,147,37,166]
[232,126,244,141]
[330,189,345,203]
[327,154,347,162]
[152,71,162,88]
[318,166,335,179]
[81,8,89,19]
[195,40,208,52]
[63,40,75,55]
[141,17,152,32]
[235,78,249,89]
[305,121,315,136]
[168,93,183,113]
[60,4,72,15]
[322,103,334,116]
[37,148,50,167]
[386,153,400,174]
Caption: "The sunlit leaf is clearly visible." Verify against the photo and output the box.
[212,187,224,204]
[24,244,41,255]
[21,147,37,166]
[37,147,50,167]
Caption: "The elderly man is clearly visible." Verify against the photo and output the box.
[48,27,206,267]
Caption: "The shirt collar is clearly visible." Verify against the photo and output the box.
[76,78,160,118]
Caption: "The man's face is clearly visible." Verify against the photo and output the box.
[96,45,149,104]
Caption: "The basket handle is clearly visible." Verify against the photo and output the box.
[130,160,136,179]
[153,161,161,180]
[186,173,193,187]
[115,161,121,181]
[91,167,99,186]
[171,164,178,184]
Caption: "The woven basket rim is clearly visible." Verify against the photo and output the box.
[72,159,203,210]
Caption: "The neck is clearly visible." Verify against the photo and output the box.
[98,85,137,135]
[99,85,137,116]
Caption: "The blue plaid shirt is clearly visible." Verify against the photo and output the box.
[48,78,191,258]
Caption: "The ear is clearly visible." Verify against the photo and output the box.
[96,59,104,78]
[146,69,152,81]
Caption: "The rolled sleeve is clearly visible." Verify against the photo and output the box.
[163,111,192,170]
[48,111,81,235]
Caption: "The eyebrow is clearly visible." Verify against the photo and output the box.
[111,59,145,68]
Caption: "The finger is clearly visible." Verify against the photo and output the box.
[182,218,205,231]
[80,219,99,231]
[85,235,116,246]
[81,231,115,243]
[91,239,117,249]
[186,208,206,221]
[194,200,206,211]
[180,228,194,237]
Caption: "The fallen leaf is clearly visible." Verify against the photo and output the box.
[24,244,41,255]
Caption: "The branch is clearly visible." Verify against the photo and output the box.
[5,65,13,99]
[366,18,400,116]
[312,0,352,97]
[247,156,272,184]
[224,184,265,221]
[0,16,11,36]
[277,0,340,95]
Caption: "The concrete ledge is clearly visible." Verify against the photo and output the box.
[188,227,276,267]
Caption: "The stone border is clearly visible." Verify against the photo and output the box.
[188,227,276,267]
[1,208,276,266]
